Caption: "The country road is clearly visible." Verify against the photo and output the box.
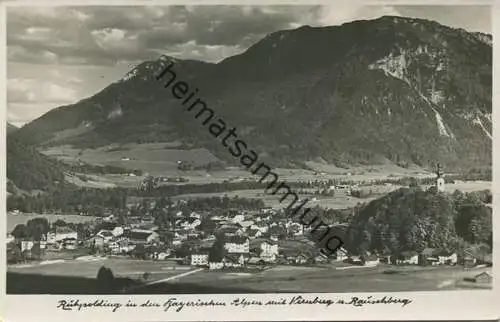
[145,268,205,286]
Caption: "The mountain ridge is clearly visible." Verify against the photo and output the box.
[13,15,492,170]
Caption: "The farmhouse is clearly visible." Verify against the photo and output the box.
[222,253,246,267]
[191,253,209,266]
[474,272,492,284]
[397,251,419,265]
[247,229,262,238]
[363,254,380,266]
[224,236,249,253]
[86,235,105,249]
[334,247,349,262]
[127,229,160,245]
[438,252,458,265]
[259,240,279,262]
[47,226,78,244]
[209,261,224,270]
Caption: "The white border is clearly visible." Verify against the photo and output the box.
[1,1,499,321]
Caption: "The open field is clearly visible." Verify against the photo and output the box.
[40,143,491,195]
[7,257,192,280]
[160,264,493,293]
[170,180,490,209]
[7,213,98,232]
[41,143,219,175]
[40,143,440,186]
[7,256,492,294]
[170,188,391,209]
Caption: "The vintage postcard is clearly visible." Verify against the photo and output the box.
[1,0,498,321]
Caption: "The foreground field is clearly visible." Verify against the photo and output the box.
[158,264,493,293]
[7,257,190,280]
[7,257,492,294]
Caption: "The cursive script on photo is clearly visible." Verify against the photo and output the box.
[57,299,123,312]
[56,295,412,313]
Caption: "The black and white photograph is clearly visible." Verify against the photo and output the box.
[2,1,498,321]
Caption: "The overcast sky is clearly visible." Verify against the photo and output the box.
[6,5,492,127]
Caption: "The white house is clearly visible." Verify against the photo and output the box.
[47,226,78,244]
[61,238,77,250]
[103,214,115,222]
[237,221,254,229]
[189,212,202,219]
[364,254,380,267]
[111,226,124,237]
[398,252,419,265]
[335,247,349,261]
[6,234,14,244]
[230,214,245,224]
[251,224,269,233]
[260,240,279,262]
[191,254,209,266]
[184,218,201,230]
[21,240,34,251]
[211,215,225,222]
[438,253,458,265]
[209,262,224,270]
[247,229,262,239]
[108,237,130,254]
[158,251,170,260]
[224,236,249,253]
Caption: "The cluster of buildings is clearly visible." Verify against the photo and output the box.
[7,178,492,272]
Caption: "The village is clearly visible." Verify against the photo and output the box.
[6,195,492,274]
[6,162,494,292]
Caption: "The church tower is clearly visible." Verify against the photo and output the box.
[435,163,445,192]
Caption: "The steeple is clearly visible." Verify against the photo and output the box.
[435,163,445,192]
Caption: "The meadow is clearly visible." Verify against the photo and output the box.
[165,264,492,293]
[7,256,492,294]
[7,257,190,280]
[40,143,437,187]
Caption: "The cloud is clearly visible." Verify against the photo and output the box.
[8,78,78,103]
[7,79,36,103]
[8,102,62,127]
[6,5,492,126]
[7,5,329,66]
[313,5,401,26]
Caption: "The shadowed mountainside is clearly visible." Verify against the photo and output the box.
[14,16,492,170]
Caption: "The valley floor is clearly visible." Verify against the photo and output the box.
[6,258,492,294]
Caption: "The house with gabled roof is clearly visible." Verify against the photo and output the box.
[474,271,492,284]
[126,229,159,245]
[224,236,249,253]
[247,229,262,239]
[438,251,458,265]
[363,254,380,266]
[397,251,419,265]
[222,253,246,268]
[259,239,278,262]
[47,226,78,244]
